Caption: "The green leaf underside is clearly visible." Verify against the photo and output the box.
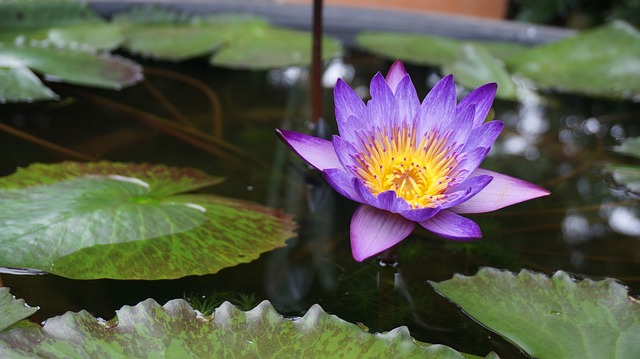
[431,268,640,359]
[0,288,38,333]
[506,21,640,101]
[0,298,486,358]
[0,162,295,279]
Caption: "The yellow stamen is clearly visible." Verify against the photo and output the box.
[354,125,459,208]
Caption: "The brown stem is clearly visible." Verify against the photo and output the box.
[0,122,95,161]
[310,0,324,126]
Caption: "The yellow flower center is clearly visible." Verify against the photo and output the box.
[354,125,458,208]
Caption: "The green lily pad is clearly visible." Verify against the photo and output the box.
[605,164,640,194]
[115,6,343,68]
[442,44,518,100]
[0,65,57,102]
[612,137,640,159]
[0,0,103,30]
[431,268,640,359]
[0,162,296,279]
[506,21,640,101]
[0,297,492,358]
[0,288,38,333]
[0,43,142,90]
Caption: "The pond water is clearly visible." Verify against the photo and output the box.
[1,51,639,358]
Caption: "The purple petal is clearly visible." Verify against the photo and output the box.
[334,79,366,142]
[417,74,456,136]
[419,210,482,240]
[350,204,416,261]
[463,120,504,152]
[393,75,420,129]
[368,72,396,130]
[457,82,497,128]
[441,174,493,209]
[450,168,550,214]
[399,206,440,222]
[322,168,361,202]
[276,129,341,170]
[442,103,474,146]
[332,134,360,174]
[354,179,384,209]
[385,60,408,93]
[453,147,490,182]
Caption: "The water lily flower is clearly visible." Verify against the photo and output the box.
[276,60,550,262]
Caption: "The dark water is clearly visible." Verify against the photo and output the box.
[1,53,639,358]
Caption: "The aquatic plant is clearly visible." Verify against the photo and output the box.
[277,60,549,261]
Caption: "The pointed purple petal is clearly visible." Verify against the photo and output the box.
[463,120,504,152]
[334,79,366,142]
[457,82,497,128]
[393,75,420,129]
[418,74,457,136]
[368,72,396,130]
[351,204,416,261]
[276,129,341,170]
[419,210,481,240]
[450,168,550,214]
[453,147,490,182]
[322,168,361,202]
[399,206,440,222]
[443,103,474,146]
[385,60,408,93]
[441,174,493,209]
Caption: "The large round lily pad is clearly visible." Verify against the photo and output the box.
[0,162,296,280]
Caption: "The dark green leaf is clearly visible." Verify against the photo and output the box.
[0,288,38,333]
[0,0,103,30]
[0,298,489,358]
[431,268,640,359]
[0,162,295,279]
[506,21,640,101]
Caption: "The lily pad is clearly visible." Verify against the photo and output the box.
[0,288,38,333]
[612,137,640,159]
[115,7,343,67]
[0,162,296,279]
[0,298,490,358]
[506,21,640,101]
[431,268,640,359]
[0,0,103,30]
[442,44,518,100]
[605,164,640,194]
[0,65,57,102]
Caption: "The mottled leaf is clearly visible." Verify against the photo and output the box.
[0,288,38,333]
[506,21,640,101]
[431,268,640,359]
[0,162,295,279]
[0,298,489,358]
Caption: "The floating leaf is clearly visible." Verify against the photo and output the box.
[0,43,142,89]
[0,162,295,279]
[612,137,640,159]
[0,298,492,358]
[356,31,461,67]
[45,23,124,51]
[0,288,38,333]
[0,0,103,30]
[442,44,518,100]
[506,21,640,101]
[431,268,640,359]
[605,164,640,194]
[0,65,57,103]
